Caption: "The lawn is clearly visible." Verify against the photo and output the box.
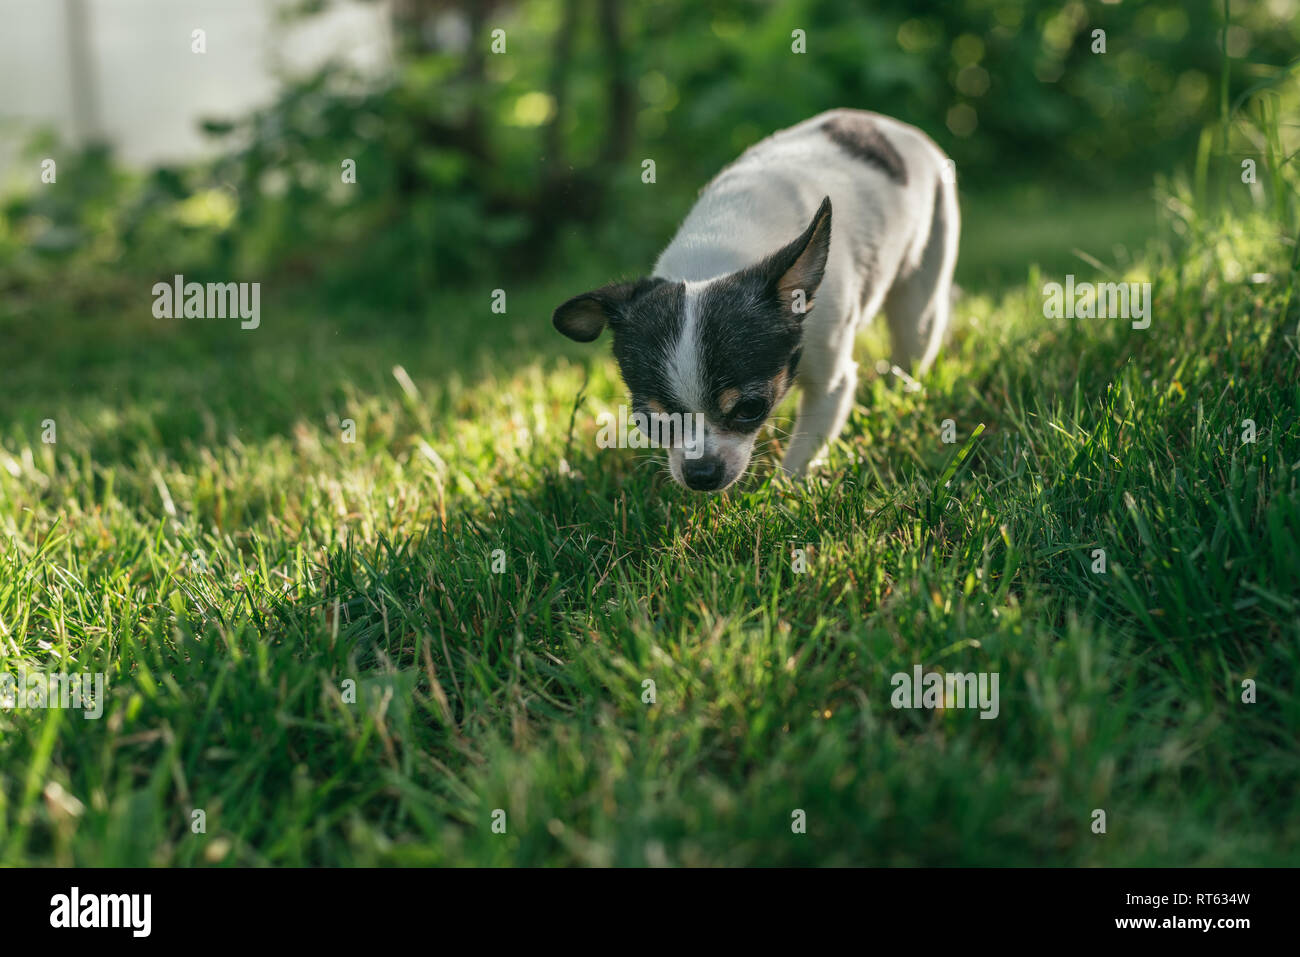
[1,188,1297,866]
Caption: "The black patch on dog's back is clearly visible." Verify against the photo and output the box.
[822,113,908,185]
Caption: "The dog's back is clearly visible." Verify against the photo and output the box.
[653,108,956,347]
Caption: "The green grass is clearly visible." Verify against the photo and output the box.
[958,186,1161,292]
[1,190,1298,866]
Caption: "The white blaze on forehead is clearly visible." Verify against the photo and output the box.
[665,280,710,412]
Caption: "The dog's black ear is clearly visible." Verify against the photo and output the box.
[762,196,832,321]
[552,278,663,342]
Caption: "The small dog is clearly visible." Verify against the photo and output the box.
[553,109,959,491]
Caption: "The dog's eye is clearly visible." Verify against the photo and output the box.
[731,398,767,424]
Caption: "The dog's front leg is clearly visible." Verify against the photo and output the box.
[780,358,858,476]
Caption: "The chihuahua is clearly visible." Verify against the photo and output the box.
[553,108,959,491]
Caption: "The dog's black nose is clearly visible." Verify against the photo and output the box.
[682,456,726,491]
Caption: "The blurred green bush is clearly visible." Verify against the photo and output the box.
[1,0,1296,311]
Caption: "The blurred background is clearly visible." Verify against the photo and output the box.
[0,0,1296,372]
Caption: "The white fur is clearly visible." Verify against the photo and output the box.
[652,109,960,478]
[664,281,709,412]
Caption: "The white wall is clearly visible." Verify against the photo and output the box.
[0,0,393,181]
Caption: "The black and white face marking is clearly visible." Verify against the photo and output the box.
[654,278,800,490]
[552,197,832,492]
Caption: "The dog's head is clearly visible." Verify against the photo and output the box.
[553,196,832,491]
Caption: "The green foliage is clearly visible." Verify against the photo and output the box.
[3,0,1297,305]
